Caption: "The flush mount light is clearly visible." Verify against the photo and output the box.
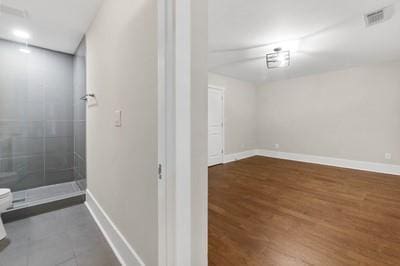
[19,48,31,54]
[266,47,290,69]
[13,29,30,39]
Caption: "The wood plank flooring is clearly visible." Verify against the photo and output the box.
[208,156,400,266]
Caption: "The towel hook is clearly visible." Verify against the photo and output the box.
[80,93,95,101]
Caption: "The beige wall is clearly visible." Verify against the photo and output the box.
[257,61,400,165]
[86,0,158,265]
[208,73,257,154]
[192,0,208,265]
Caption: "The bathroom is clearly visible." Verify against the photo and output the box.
[0,36,87,209]
[0,1,124,265]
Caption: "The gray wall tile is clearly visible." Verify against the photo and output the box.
[45,152,74,170]
[0,121,44,138]
[0,156,45,191]
[73,102,86,121]
[46,121,73,137]
[0,101,44,121]
[0,39,75,191]
[0,137,43,159]
[45,137,73,154]
[74,155,86,180]
[72,39,86,188]
[45,169,74,186]
[12,171,45,191]
[0,155,44,176]
[45,102,73,121]
[73,121,86,159]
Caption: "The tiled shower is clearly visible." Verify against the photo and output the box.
[73,40,87,191]
[0,38,86,208]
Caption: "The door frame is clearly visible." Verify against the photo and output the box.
[157,0,171,264]
[158,0,208,264]
[208,85,225,166]
[158,0,193,265]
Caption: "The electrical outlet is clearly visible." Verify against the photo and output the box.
[274,144,280,150]
[385,153,392,160]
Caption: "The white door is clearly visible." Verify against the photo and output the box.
[208,87,224,166]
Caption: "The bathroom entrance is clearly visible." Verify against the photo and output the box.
[0,37,87,210]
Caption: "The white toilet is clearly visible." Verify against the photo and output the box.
[0,189,12,240]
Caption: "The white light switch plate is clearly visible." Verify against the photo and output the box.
[114,110,122,127]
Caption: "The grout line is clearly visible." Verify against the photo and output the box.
[43,81,47,186]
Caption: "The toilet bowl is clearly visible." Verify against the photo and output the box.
[0,189,12,240]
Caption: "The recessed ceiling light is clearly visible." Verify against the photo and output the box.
[19,48,31,54]
[13,29,30,39]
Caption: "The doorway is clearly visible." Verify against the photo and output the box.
[208,86,224,166]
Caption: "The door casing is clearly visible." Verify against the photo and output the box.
[208,85,225,166]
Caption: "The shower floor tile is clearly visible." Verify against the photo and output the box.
[10,182,84,210]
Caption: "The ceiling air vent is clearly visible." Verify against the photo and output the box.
[0,4,28,18]
[364,6,394,27]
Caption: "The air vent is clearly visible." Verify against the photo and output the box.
[364,6,394,27]
[0,4,28,18]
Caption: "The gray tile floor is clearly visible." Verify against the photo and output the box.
[0,204,120,266]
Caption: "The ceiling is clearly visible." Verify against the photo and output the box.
[0,0,103,54]
[209,0,400,84]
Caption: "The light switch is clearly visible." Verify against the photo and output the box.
[114,110,122,127]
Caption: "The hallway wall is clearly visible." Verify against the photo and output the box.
[191,0,208,264]
[86,0,158,264]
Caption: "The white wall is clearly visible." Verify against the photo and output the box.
[86,0,158,264]
[192,0,208,265]
[208,73,257,155]
[257,61,400,165]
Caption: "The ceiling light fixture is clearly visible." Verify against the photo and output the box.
[266,47,290,69]
[13,29,30,39]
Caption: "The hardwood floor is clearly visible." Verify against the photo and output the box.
[208,156,400,266]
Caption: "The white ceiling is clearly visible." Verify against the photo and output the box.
[0,0,103,54]
[209,0,400,84]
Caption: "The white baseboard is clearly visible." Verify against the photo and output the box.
[85,190,144,266]
[223,150,256,163]
[256,149,400,176]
